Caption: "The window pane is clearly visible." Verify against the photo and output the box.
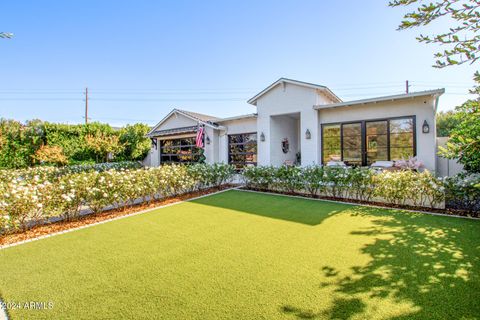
[389,118,414,160]
[390,118,413,133]
[342,123,362,165]
[160,136,200,164]
[390,133,413,148]
[228,133,258,168]
[323,124,341,163]
[391,147,414,160]
[367,121,387,135]
[366,121,388,165]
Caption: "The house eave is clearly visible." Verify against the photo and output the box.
[147,108,223,136]
[248,77,342,105]
[313,89,445,110]
[214,113,258,123]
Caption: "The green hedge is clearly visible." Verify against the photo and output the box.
[0,119,151,168]
[243,166,446,209]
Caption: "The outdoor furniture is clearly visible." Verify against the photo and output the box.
[370,160,398,172]
[326,161,347,167]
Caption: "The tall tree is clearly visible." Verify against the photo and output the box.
[436,110,461,136]
[389,0,479,70]
[390,0,480,172]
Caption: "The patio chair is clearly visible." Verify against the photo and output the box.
[370,161,396,172]
[326,160,347,167]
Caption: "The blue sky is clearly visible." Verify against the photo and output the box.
[0,0,477,126]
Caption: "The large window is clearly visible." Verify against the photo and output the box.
[228,133,257,169]
[160,137,201,163]
[322,116,415,166]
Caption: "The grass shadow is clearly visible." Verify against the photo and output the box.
[284,206,480,319]
[190,190,354,226]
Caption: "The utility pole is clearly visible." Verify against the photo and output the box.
[405,80,410,94]
[84,87,89,125]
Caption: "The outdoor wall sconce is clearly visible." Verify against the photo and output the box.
[151,138,157,150]
[422,120,430,134]
[260,132,265,142]
[305,129,311,140]
[206,136,211,145]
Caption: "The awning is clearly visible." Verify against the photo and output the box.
[148,125,197,138]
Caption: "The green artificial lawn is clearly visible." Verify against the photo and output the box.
[0,190,479,320]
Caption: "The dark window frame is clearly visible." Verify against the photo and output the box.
[321,115,416,166]
[228,132,258,168]
[159,136,202,164]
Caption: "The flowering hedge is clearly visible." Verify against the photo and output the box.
[243,166,446,210]
[443,173,480,213]
[0,163,235,233]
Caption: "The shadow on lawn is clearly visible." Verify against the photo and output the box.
[281,207,480,319]
[190,190,353,226]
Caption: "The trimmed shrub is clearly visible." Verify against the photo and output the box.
[274,166,303,193]
[444,173,480,213]
[0,163,235,234]
[301,165,326,197]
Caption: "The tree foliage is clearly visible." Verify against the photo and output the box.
[118,123,151,161]
[390,0,480,68]
[391,0,480,171]
[439,99,480,172]
[32,145,68,166]
[436,110,461,136]
[85,134,124,162]
[0,119,151,168]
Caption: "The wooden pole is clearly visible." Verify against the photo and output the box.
[406,80,409,94]
[85,87,88,125]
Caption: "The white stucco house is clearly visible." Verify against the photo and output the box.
[146,78,444,173]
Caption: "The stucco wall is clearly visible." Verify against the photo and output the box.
[204,126,218,164]
[436,137,464,176]
[317,96,437,172]
[256,82,323,166]
[157,113,197,130]
[270,115,299,166]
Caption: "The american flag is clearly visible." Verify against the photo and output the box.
[195,125,204,148]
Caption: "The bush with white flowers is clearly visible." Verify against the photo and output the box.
[0,163,235,234]
[242,165,446,209]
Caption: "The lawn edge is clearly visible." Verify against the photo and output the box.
[0,186,240,251]
[237,188,480,221]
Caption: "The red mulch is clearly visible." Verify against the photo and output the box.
[0,185,234,247]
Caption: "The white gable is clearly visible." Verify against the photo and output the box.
[157,112,198,131]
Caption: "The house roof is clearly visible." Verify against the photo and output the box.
[313,89,445,110]
[148,125,198,137]
[147,108,223,137]
[176,109,221,122]
[247,78,342,106]
[214,113,257,123]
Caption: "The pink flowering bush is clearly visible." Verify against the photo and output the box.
[394,156,425,170]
